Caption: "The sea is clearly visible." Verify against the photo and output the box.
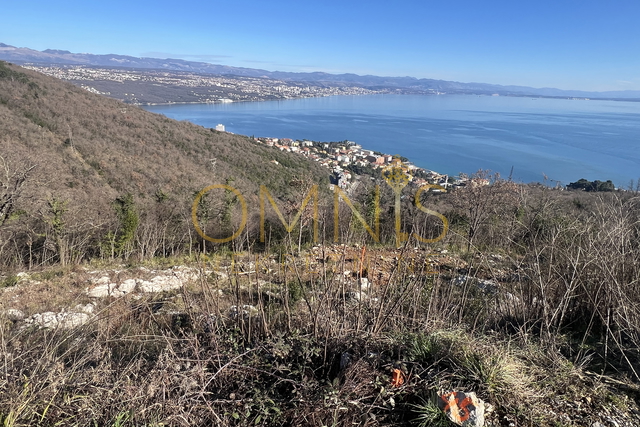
[143,94,640,188]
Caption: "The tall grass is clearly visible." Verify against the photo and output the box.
[2,237,639,426]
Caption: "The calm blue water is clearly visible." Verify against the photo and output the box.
[143,94,640,187]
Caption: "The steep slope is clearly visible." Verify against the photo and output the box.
[0,61,328,266]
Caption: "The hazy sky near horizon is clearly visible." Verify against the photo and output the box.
[2,0,639,92]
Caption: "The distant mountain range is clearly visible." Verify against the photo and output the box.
[2,42,640,100]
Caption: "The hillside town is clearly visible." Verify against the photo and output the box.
[247,133,465,190]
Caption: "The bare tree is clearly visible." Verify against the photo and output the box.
[448,169,519,251]
[0,156,36,227]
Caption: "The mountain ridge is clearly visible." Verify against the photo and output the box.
[2,43,640,99]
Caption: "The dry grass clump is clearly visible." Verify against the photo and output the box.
[1,246,640,426]
[400,329,542,423]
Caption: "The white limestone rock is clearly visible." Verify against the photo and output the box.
[4,308,25,321]
[25,311,92,329]
[87,281,118,298]
[118,279,137,294]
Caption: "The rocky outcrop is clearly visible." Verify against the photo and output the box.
[451,275,498,294]
[85,266,200,297]
[22,303,95,329]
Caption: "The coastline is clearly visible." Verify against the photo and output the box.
[134,92,640,107]
[142,94,640,187]
[135,92,363,107]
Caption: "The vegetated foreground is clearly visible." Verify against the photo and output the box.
[2,235,640,426]
[2,60,640,426]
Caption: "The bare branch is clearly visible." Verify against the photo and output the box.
[0,155,36,227]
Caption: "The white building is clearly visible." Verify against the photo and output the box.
[215,124,225,132]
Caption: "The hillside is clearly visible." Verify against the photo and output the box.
[0,60,329,266]
[2,60,640,427]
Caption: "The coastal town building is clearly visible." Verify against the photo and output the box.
[252,136,458,191]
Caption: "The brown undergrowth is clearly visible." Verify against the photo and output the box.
[1,246,639,426]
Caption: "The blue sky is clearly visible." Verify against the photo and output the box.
[2,0,639,91]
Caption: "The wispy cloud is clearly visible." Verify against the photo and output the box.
[240,59,342,73]
[242,59,276,64]
[141,52,233,62]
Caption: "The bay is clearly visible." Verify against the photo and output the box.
[143,94,640,187]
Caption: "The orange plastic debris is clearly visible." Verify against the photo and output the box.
[440,391,475,422]
[391,368,404,387]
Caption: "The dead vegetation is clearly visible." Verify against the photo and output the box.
[1,61,640,425]
[1,242,640,426]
